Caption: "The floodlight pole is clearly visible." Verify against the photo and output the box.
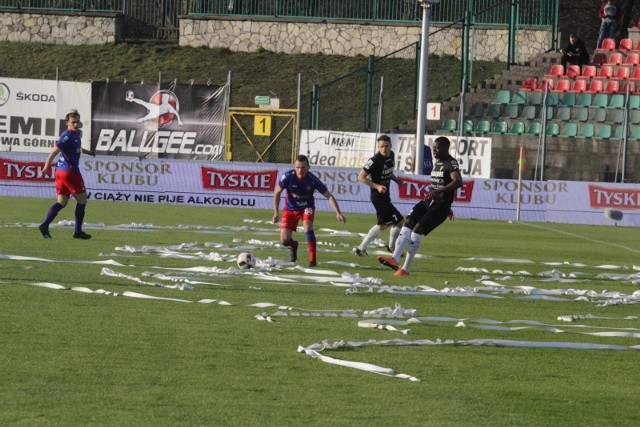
[414,0,439,175]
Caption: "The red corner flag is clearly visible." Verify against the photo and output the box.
[518,147,526,172]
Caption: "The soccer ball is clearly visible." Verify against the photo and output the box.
[236,251,256,269]
[125,90,135,101]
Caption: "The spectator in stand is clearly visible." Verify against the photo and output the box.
[596,0,618,49]
[560,33,590,73]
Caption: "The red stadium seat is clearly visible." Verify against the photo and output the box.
[535,78,554,92]
[622,81,637,94]
[544,64,564,78]
[632,67,640,80]
[578,65,597,79]
[605,52,623,66]
[594,65,613,80]
[635,40,640,52]
[553,79,571,92]
[624,53,640,67]
[612,67,630,79]
[592,53,608,66]
[600,38,616,50]
[604,80,620,93]
[520,77,537,91]
[570,79,587,93]
[566,65,581,78]
[586,80,603,94]
[619,38,633,51]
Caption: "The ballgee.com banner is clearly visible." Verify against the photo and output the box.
[2,153,638,227]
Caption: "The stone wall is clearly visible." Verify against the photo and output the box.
[180,17,552,61]
[0,11,123,44]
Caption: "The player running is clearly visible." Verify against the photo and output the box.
[273,155,346,267]
[354,134,404,257]
[378,136,462,276]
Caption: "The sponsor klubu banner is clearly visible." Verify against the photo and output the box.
[91,82,228,160]
[0,78,92,153]
[299,130,491,178]
[1,153,638,226]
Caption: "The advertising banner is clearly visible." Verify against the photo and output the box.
[91,82,228,160]
[1,153,638,227]
[0,78,92,153]
[300,130,491,178]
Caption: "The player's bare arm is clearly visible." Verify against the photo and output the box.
[272,186,283,223]
[323,190,346,224]
[357,169,386,194]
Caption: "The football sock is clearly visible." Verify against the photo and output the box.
[74,203,86,234]
[306,230,317,264]
[389,224,402,251]
[359,225,382,251]
[392,226,411,261]
[43,202,64,227]
[402,232,422,272]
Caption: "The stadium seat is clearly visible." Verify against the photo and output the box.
[520,77,537,91]
[619,38,633,51]
[546,92,560,106]
[629,95,640,109]
[544,64,564,78]
[579,123,595,138]
[571,107,589,122]
[491,121,509,134]
[609,109,624,123]
[503,104,519,119]
[468,103,484,118]
[438,119,457,133]
[629,126,640,140]
[576,93,593,107]
[560,122,578,137]
[592,93,609,108]
[635,40,640,52]
[561,92,576,106]
[591,52,608,66]
[600,38,616,51]
[521,105,536,120]
[605,52,623,66]
[545,123,560,136]
[611,125,625,140]
[571,79,587,93]
[622,81,637,94]
[509,121,525,135]
[594,123,612,139]
[463,119,474,133]
[526,121,542,136]
[594,65,613,80]
[510,91,527,105]
[496,90,511,104]
[555,106,570,121]
[630,110,640,124]
[553,79,571,92]
[475,120,491,134]
[538,106,554,120]
[528,91,544,105]
[608,94,625,108]
[632,67,640,80]
[566,65,581,78]
[535,78,554,92]
[486,103,502,119]
[623,53,640,67]
[590,107,607,122]
[604,80,620,93]
[612,67,630,80]
[575,93,593,107]
[579,65,597,79]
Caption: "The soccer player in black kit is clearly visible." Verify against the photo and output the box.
[354,135,405,257]
[378,136,462,276]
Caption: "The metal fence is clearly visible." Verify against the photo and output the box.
[0,0,123,11]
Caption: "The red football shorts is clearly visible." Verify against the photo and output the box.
[55,170,86,195]
[280,207,315,231]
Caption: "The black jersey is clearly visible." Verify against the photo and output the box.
[362,151,395,198]
[429,154,460,206]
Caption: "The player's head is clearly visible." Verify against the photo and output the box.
[294,154,310,178]
[432,136,451,160]
[376,135,392,157]
[65,110,80,132]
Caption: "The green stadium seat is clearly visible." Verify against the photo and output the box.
[560,122,578,137]
[438,119,457,133]
[546,123,560,136]
[571,107,589,122]
[509,121,525,135]
[496,90,511,104]
[607,94,625,109]
[463,119,474,133]
[546,92,560,106]
[629,110,640,124]
[510,91,527,105]
[609,109,624,124]
[629,126,640,140]
[555,106,570,121]
[579,123,595,138]
[526,122,542,136]
[486,103,502,119]
[575,93,592,107]
[592,94,609,108]
[611,125,625,140]
[491,121,509,134]
[503,104,519,119]
[521,105,536,120]
[468,103,484,118]
[594,124,612,139]
[590,108,607,122]
[528,91,544,106]
[560,92,576,106]
[475,120,491,134]
[629,95,640,110]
